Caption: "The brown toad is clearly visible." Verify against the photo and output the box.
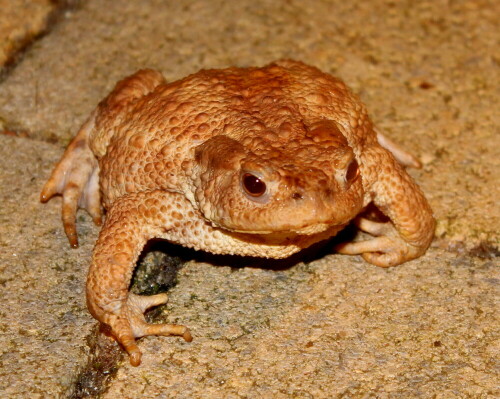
[41,60,435,366]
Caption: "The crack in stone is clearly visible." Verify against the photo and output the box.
[67,325,123,399]
[66,244,188,398]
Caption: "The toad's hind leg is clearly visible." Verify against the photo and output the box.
[40,69,167,247]
[40,112,102,247]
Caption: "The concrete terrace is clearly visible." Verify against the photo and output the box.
[0,1,498,397]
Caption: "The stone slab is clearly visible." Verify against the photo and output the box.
[0,0,498,248]
[0,135,99,397]
[104,251,499,398]
[0,0,498,397]
[0,0,56,68]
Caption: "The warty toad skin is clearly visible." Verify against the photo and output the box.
[41,60,435,366]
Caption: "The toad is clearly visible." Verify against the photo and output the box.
[41,60,435,366]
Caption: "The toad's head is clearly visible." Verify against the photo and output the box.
[192,119,365,237]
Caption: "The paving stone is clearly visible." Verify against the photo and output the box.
[0,0,56,68]
[0,0,497,247]
[104,251,499,398]
[0,0,498,397]
[0,135,99,397]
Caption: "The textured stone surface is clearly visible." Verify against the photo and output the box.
[104,251,498,398]
[0,0,56,68]
[0,0,498,397]
[0,0,498,248]
[0,135,98,397]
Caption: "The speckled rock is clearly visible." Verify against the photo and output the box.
[0,0,56,68]
[104,251,499,398]
[0,0,497,248]
[0,135,98,397]
[0,0,498,397]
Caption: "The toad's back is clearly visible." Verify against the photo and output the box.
[88,60,374,206]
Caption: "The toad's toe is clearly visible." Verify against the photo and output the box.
[109,293,192,366]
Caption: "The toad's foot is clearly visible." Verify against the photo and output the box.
[40,112,101,247]
[335,217,423,267]
[105,293,192,366]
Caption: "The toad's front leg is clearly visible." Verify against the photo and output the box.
[337,147,435,267]
[86,190,192,366]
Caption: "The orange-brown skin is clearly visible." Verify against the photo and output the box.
[41,60,435,366]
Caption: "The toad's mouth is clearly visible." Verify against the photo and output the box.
[218,220,342,236]
[221,223,348,249]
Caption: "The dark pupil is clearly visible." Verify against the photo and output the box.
[346,159,359,182]
[243,173,266,196]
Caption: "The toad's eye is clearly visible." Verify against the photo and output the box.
[242,173,267,197]
[345,159,360,184]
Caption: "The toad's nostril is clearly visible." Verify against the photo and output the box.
[292,192,303,200]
